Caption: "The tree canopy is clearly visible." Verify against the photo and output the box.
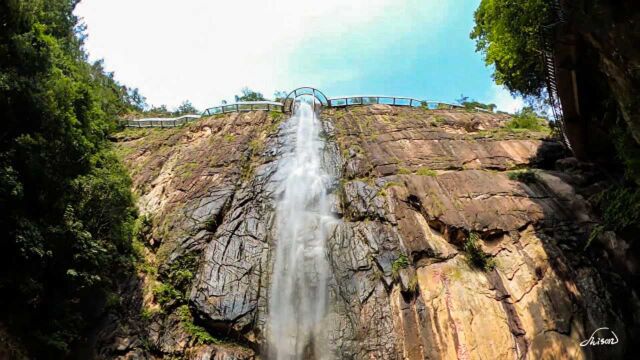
[273,90,288,102]
[0,0,139,356]
[235,87,266,102]
[470,0,553,97]
[456,95,497,112]
[174,100,199,115]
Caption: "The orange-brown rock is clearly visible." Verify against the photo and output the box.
[104,106,636,359]
[327,105,632,359]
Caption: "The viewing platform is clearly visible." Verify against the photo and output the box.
[124,86,467,127]
[125,115,201,128]
[202,101,285,116]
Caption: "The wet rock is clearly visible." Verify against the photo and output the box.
[342,180,391,222]
[106,111,282,358]
[189,161,276,338]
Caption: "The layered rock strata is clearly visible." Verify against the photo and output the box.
[105,106,637,359]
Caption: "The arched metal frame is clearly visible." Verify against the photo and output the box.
[283,87,330,113]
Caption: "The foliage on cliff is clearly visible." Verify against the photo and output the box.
[235,87,266,102]
[0,0,139,356]
[506,107,549,131]
[471,0,640,251]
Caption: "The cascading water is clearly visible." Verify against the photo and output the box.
[268,99,335,360]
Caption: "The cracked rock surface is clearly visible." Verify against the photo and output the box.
[103,106,637,359]
[325,105,636,359]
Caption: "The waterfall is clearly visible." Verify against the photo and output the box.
[268,100,335,360]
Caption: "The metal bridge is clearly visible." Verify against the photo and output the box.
[202,101,284,116]
[125,87,464,127]
[125,115,201,128]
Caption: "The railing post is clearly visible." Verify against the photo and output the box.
[236,104,239,112]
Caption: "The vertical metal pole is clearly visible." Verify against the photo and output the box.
[236,104,239,112]
[312,89,316,112]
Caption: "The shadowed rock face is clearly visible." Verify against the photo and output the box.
[106,105,637,359]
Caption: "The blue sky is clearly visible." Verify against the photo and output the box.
[75,0,524,112]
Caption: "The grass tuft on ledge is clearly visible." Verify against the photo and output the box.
[464,232,496,271]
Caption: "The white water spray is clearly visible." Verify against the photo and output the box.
[268,100,335,360]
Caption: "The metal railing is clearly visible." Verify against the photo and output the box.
[125,115,201,128]
[202,101,284,116]
[126,91,469,129]
[326,95,464,110]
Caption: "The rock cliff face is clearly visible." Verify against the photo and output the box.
[106,106,637,359]
[552,0,640,165]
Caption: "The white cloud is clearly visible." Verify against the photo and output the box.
[74,0,448,111]
[75,0,402,111]
[489,84,525,113]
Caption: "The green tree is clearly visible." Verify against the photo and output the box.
[456,94,496,112]
[506,107,548,130]
[470,0,553,97]
[235,87,266,102]
[174,100,198,115]
[0,0,137,356]
[147,104,171,117]
[127,87,147,111]
[273,90,288,102]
